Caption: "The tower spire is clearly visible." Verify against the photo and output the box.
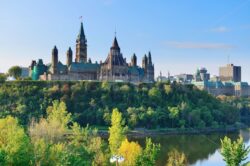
[148,51,152,65]
[111,36,120,50]
[67,47,72,66]
[77,22,85,41]
[52,46,58,74]
[76,22,87,63]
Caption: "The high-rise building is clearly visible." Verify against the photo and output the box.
[219,64,241,82]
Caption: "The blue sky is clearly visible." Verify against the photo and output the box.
[0,0,250,81]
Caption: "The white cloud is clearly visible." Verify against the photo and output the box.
[210,26,230,33]
[165,41,236,49]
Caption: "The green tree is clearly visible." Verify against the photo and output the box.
[101,81,111,91]
[46,100,72,128]
[220,136,250,166]
[108,108,126,155]
[0,116,32,165]
[32,139,69,166]
[42,123,109,166]
[69,123,109,166]
[135,138,160,166]
[166,149,187,166]
[168,107,179,128]
[47,143,69,166]
[29,101,71,143]
[8,66,22,79]
[0,73,7,83]
[164,84,172,95]
[0,81,242,129]
[30,101,109,166]
[32,138,50,166]
[148,87,161,101]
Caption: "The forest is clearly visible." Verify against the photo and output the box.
[0,81,250,165]
[0,101,160,165]
[0,81,246,129]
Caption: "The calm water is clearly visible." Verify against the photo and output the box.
[132,129,250,166]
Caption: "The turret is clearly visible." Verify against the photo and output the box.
[88,58,92,63]
[148,51,152,65]
[29,60,37,77]
[143,52,155,82]
[131,53,137,67]
[30,60,37,70]
[52,46,58,74]
[67,47,73,66]
[142,54,148,69]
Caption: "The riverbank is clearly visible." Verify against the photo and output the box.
[97,124,248,138]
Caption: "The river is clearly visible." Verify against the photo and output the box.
[132,129,250,166]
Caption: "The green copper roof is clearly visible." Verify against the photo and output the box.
[128,66,145,77]
[32,59,48,80]
[69,62,100,72]
[58,62,67,73]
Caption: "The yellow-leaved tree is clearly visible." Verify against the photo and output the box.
[0,116,32,165]
[109,108,126,155]
[29,101,72,165]
[118,139,142,166]
[29,100,71,143]
[166,149,187,166]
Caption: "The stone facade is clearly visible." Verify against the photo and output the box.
[99,37,154,83]
[30,22,155,83]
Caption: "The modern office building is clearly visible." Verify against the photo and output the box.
[190,67,250,97]
[219,64,241,82]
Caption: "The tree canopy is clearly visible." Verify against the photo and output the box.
[0,81,242,129]
[221,136,250,166]
[109,108,126,155]
[8,66,22,79]
[0,74,6,83]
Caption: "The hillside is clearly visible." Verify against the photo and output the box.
[0,81,239,129]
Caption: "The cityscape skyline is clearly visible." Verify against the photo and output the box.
[1,0,250,82]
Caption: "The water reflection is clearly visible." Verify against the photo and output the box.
[132,129,250,166]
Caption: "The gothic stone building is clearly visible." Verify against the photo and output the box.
[30,22,154,83]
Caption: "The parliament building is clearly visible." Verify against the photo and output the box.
[30,22,154,83]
